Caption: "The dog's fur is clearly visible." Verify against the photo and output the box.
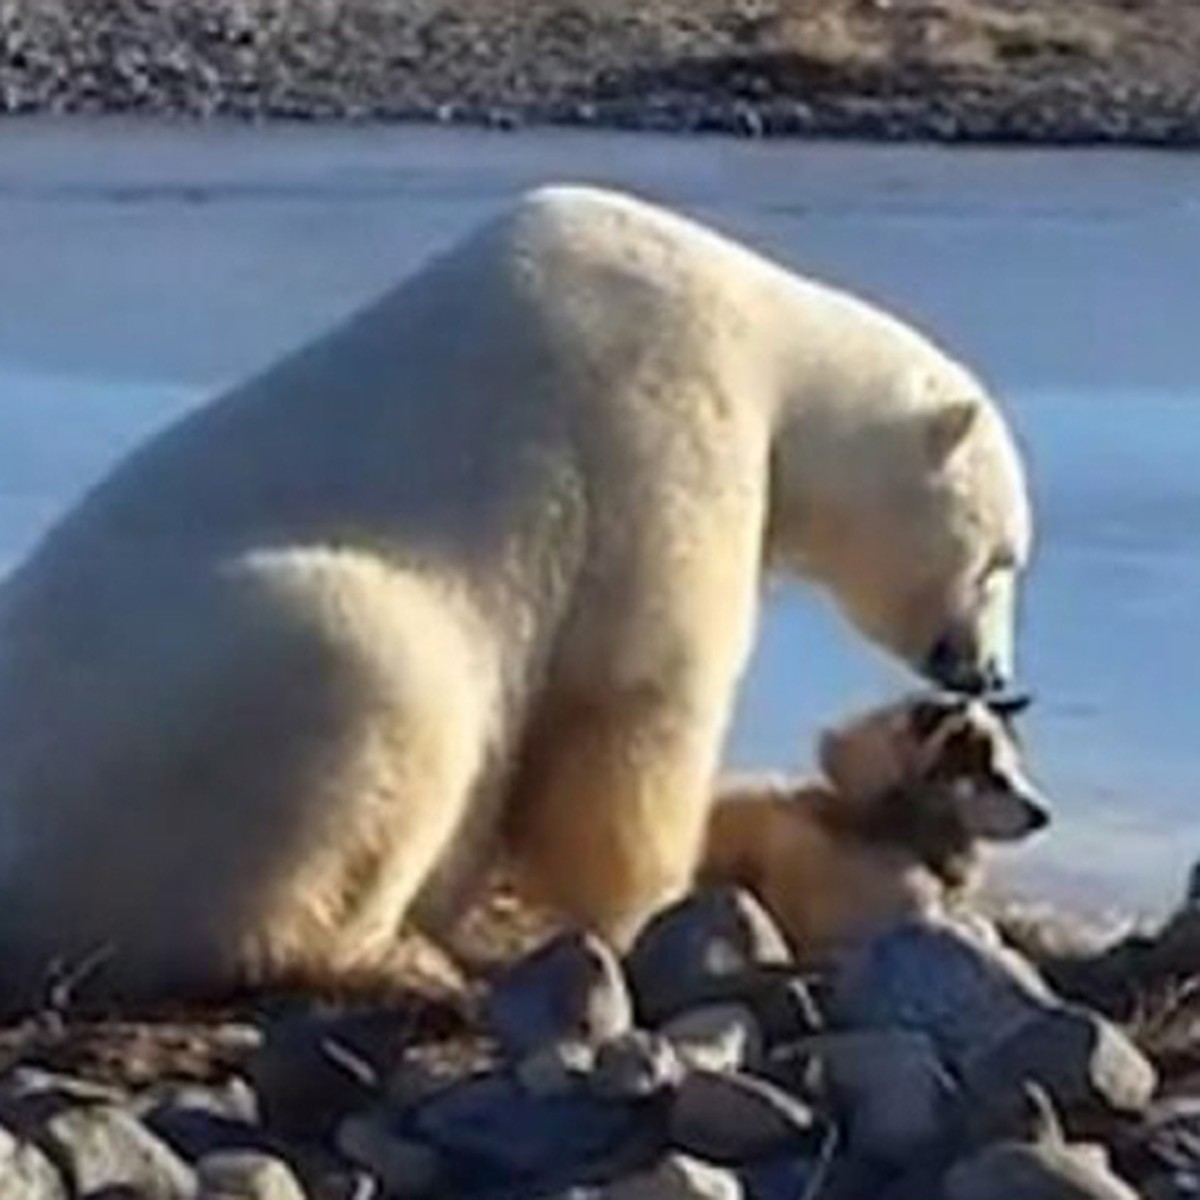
[699,693,1048,963]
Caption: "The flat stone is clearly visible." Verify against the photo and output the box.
[41,1104,196,1199]
[668,1071,821,1165]
[415,1072,653,1181]
[0,1123,68,1200]
[963,1004,1156,1120]
[946,1138,1141,1200]
[832,915,1055,1067]
[197,1150,307,1200]
[661,1005,763,1075]
[486,932,633,1058]
[627,889,792,1025]
[604,1154,744,1200]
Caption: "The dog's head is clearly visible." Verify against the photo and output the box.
[817,690,1050,859]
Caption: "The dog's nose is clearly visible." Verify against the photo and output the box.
[1025,803,1051,833]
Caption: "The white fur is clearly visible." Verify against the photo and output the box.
[0,186,1032,995]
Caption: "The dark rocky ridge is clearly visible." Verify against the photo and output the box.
[2,0,1200,144]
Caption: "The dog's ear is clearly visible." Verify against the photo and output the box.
[908,694,967,742]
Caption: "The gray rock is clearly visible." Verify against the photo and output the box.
[739,1155,821,1200]
[250,1011,398,1140]
[516,1039,597,1098]
[1113,1094,1200,1200]
[662,1005,763,1075]
[833,914,1154,1120]
[415,1072,653,1181]
[40,1104,195,1199]
[627,889,792,1024]
[603,1154,744,1200]
[0,1123,68,1200]
[832,915,1054,1066]
[948,1085,1140,1199]
[964,1005,1156,1120]
[142,1080,258,1125]
[946,1138,1140,1200]
[197,1151,306,1200]
[336,1113,443,1197]
[806,1030,954,1164]
[592,1032,685,1101]
[486,932,633,1058]
[144,1079,269,1161]
[0,1068,126,1110]
[668,1070,821,1165]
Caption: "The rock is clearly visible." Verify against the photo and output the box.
[142,1080,259,1125]
[415,1072,654,1181]
[832,915,1054,1066]
[1113,1094,1200,1200]
[668,1071,821,1165]
[516,1039,597,1098]
[833,915,1154,1120]
[486,932,633,1057]
[250,1010,399,1140]
[39,1104,196,1199]
[336,1113,443,1197]
[592,1032,685,1101]
[306,1167,379,1200]
[0,1068,127,1110]
[805,1030,953,1164]
[948,1084,1140,1199]
[661,1005,763,1074]
[604,1154,744,1200]
[739,1155,821,1200]
[627,889,791,1024]
[144,1079,270,1160]
[197,1151,307,1200]
[963,1005,1156,1120]
[0,1123,68,1200]
[946,1138,1141,1200]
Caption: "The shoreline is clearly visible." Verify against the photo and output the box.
[3,0,1200,147]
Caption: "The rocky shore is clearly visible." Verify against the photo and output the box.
[2,0,1200,145]
[0,874,1198,1199]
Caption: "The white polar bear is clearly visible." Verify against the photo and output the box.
[0,186,1031,1001]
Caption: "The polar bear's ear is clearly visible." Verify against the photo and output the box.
[923,399,980,464]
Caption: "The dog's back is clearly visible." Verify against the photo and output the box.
[700,783,942,963]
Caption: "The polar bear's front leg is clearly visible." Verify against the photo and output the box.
[506,688,725,948]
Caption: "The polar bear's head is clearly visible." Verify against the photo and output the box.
[769,359,1032,694]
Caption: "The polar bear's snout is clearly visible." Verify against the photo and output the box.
[924,631,1005,695]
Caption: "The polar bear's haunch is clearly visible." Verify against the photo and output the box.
[0,187,1031,997]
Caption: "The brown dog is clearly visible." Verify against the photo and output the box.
[700,693,1048,963]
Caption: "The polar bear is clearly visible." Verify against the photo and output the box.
[0,186,1031,1001]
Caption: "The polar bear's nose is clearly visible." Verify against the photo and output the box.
[924,636,1005,695]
